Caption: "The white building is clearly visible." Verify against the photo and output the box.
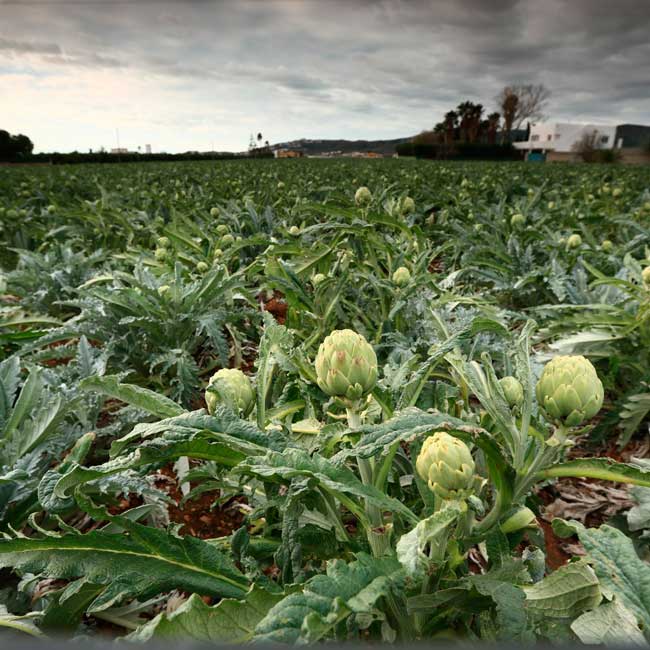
[515,122,619,157]
[145,144,152,154]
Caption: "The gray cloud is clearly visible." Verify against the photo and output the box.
[1,0,649,152]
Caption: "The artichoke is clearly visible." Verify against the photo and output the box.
[354,186,372,206]
[205,368,254,416]
[289,226,301,236]
[567,234,582,249]
[315,329,377,402]
[196,261,209,273]
[312,273,326,286]
[601,240,613,252]
[415,432,476,500]
[216,224,229,235]
[157,236,170,248]
[536,355,604,426]
[511,213,525,228]
[392,266,411,287]
[220,233,235,246]
[500,376,524,408]
[210,207,220,217]
[402,196,415,214]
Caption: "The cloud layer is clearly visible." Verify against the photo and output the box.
[1,0,649,152]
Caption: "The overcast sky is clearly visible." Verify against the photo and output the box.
[1,0,649,153]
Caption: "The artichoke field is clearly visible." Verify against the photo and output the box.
[1,158,650,644]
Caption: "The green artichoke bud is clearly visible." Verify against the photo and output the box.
[157,236,170,248]
[416,432,476,500]
[216,224,229,235]
[205,368,254,416]
[213,248,223,259]
[210,207,220,217]
[536,355,604,427]
[601,240,613,252]
[612,188,622,198]
[289,225,301,236]
[154,247,168,261]
[312,273,326,286]
[511,213,526,228]
[277,181,285,189]
[315,329,377,402]
[157,284,170,296]
[500,376,524,408]
[354,186,372,206]
[220,233,235,246]
[196,261,209,273]
[392,266,411,287]
[567,233,582,249]
[402,196,415,214]
[642,267,650,286]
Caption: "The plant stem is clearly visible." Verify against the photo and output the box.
[347,406,392,557]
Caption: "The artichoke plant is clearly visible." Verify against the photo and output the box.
[354,186,372,206]
[416,431,476,501]
[536,355,604,427]
[401,196,415,214]
[567,233,582,249]
[205,368,254,416]
[315,329,377,402]
[510,213,525,228]
[499,376,524,408]
[392,266,411,287]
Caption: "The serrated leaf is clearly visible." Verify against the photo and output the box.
[333,407,488,463]
[554,520,650,633]
[253,553,404,644]
[523,560,602,619]
[80,375,184,418]
[571,598,646,646]
[396,503,460,577]
[127,587,282,643]
[0,521,248,612]
[237,448,418,525]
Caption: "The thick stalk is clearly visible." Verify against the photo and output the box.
[347,406,392,557]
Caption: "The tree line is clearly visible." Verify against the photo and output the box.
[0,130,34,162]
[398,84,550,159]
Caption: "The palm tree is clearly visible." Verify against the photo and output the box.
[457,101,475,142]
[443,110,458,145]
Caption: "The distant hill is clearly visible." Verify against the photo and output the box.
[271,137,414,156]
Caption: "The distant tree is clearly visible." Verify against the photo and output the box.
[486,112,501,144]
[443,110,458,145]
[468,103,484,143]
[497,84,550,142]
[0,129,34,161]
[497,88,519,143]
[572,130,620,163]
